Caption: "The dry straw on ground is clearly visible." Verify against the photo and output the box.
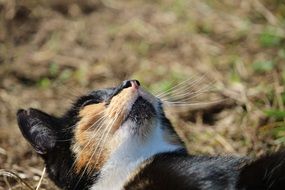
[0,0,284,189]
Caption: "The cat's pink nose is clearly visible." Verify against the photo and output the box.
[122,80,140,89]
[131,80,140,89]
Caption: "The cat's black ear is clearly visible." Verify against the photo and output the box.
[17,108,59,155]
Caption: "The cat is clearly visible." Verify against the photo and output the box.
[17,79,285,190]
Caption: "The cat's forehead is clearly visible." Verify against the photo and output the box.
[72,87,115,109]
[89,87,115,97]
[88,87,115,100]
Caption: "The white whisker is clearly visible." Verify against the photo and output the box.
[58,110,106,132]
[67,114,107,179]
[163,99,226,107]
[75,108,123,188]
[156,75,206,99]
[94,109,123,166]
[160,90,212,103]
[161,83,215,102]
[154,74,200,98]
[72,117,113,190]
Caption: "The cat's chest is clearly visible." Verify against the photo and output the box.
[90,125,181,190]
[90,157,144,190]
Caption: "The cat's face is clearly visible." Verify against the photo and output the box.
[71,80,173,173]
[17,80,183,188]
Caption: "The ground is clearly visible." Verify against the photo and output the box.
[0,0,285,189]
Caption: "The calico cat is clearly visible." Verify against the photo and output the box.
[17,80,285,190]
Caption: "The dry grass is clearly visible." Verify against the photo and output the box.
[0,0,284,189]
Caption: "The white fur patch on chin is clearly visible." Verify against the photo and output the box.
[90,120,182,190]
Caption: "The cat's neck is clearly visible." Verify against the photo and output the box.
[90,122,182,190]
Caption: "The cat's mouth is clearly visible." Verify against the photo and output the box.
[126,96,156,125]
[105,80,158,129]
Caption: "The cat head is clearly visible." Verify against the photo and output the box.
[17,80,184,188]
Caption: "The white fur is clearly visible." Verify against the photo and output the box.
[90,120,181,190]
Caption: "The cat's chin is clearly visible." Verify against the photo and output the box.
[125,96,156,125]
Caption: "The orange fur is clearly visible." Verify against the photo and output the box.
[73,88,137,173]
[105,88,137,133]
[74,103,107,173]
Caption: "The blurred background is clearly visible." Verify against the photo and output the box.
[0,0,285,189]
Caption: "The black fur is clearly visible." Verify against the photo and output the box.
[16,86,123,189]
[64,88,115,122]
[128,97,156,125]
[125,149,285,190]
[124,149,247,190]
[17,109,58,154]
[17,108,95,189]
[16,81,285,190]
[237,150,285,190]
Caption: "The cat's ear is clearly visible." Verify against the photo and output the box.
[17,108,59,155]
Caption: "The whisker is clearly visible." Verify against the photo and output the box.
[74,116,107,161]
[94,110,123,166]
[154,74,201,97]
[73,109,122,189]
[72,118,111,190]
[74,115,107,153]
[156,75,206,99]
[72,109,107,150]
[160,79,206,100]
[73,122,112,189]
[58,110,106,132]
[67,115,107,177]
[163,99,227,107]
[155,74,201,98]
[161,83,215,102]
[86,108,124,176]
[160,90,213,104]
[66,112,107,177]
